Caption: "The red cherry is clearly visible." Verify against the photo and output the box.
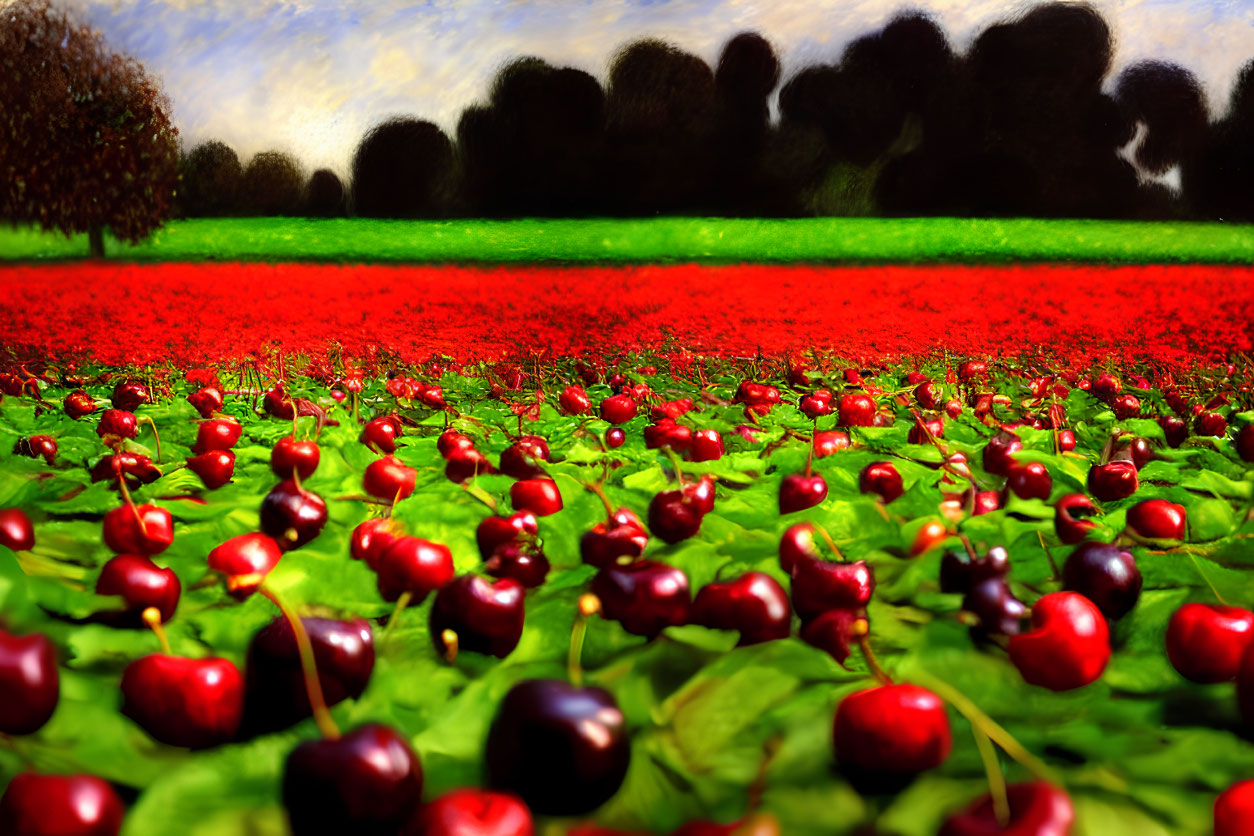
[982,431,1022,476]
[1087,460,1138,501]
[907,417,944,444]
[89,452,160,490]
[1216,780,1254,836]
[271,437,320,480]
[834,683,951,774]
[484,541,551,589]
[779,472,827,514]
[1126,498,1186,540]
[691,572,791,645]
[408,788,533,836]
[63,390,97,419]
[600,394,638,424]
[376,537,455,603]
[111,380,151,412]
[0,629,59,735]
[1054,494,1098,544]
[1006,461,1052,500]
[351,517,400,569]
[95,554,180,625]
[859,462,903,503]
[1235,424,1254,462]
[1008,592,1109,690]
[643,419,692,453]
[120,654,244,748]
[431,575,526,658]
[0,507,35,551]
[1113,436,1153,470]
[939,781,1074,836]
[207,533,283,599]
[1056,428,1077,452]
[799,393,832,419]
[477,511,540,559]
[510,479,563,516]
[779,522,821,574]
[260,481,328,550]
[1166,603,1254,683]
[15,434,57,465]
[971,489,1001,516]
[0,773,124,836]
[193,418,242,454]
[361,416,402,453]
[1160,415,1189,448]
[446,448,494,483]
[1194,411,1227,438]
[581,508,648,568]
[915,382,942,409]
[96,409,137,440]
[687,428,724,462]
[958,360,988,381]
[1111,393,1140,419]
[560,385,591,415]
[187,386,223,418]
[188,449,235,490]
[651,398,694,421]
[437,429,475,458]
[591,560,691,638]
[810,430,849,458]
[605,428,627,449]
[837,393,876,427]
[648,489,704,543]
[102,504,173,556]
[799,608,862,665]
[499,436,551,480]
[364,456,417,501]
[791,558,875,621]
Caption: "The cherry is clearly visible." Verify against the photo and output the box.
[111,379,151,412]
[102,504,173,556]
[264,387,297,420]
[648,488,704,543]
[1004,461,1050,501]
[361,416,402,454]
[837,393,876,427]
[581,508,648,568]
[95,554,180,625]
[1160,415,1188,448]
[484,540,551,588]
[243,616,374,734]
[272,437,320,480]
[971,490,1002,516]
[1056,429,1077,452]
[363,455,417,501]
[735,382,780,414]
[915,382,942,409]
[790,558,875,621]
[1008,591,1109,690]
[982,431,1022,477]
[1236,423,1254,462]
[813,430,850,457]
[407,788,533,836]
[963,578,1027,636]
[907,417,944,444]
[499,436,551,480]
[799,393,832,419]
[591,560,691,638]
[1165,603,1254,683]
[0,629,59,735]
[121,654,244,748]
[1087,459,1138,501]
[187,386,223,418]
[260,480,328,550]
[486,679,629,816]
[1062,541,1142,619]
[283,723,423,836]
[351,518,399,569]
[192,418,242,454]
[1054,494,1098,544]
[1114,436,1153,470]
[446,447,494,483]
[833,683,951,775]
[939,781,1074,836]
[0,507,35,551]
[15,434,57,464]
[600,394,638,424]
[1216,780,1254,836]
[560,385,592,415]
[1111,393,1140,420]
[687,428,724,462]
[779,522,821,574]
[911,519,951,556]
[779,472,827,514]
[89,452,160,489]
[63,390,96,419]
[188,449,235,490]
[207,533,283,599]
[605,428,626,449]
[376,537,456,603]
[945,399,964,419]
[939,546,1009,593]
[799,608,862,665]
[437,429,475,458]
[858,462,902,503]
[1126,498,1186,540]
[691,571,791,645]
[431,574,526,658]
[510,478,563,516]
[684,475,717,514]
[1090,372,1121,401]
[477,511,539,559]
[96,409,137,440]
[1194,411,1227,438]
[644,420,692,453]
[0,773,125,836]
[959,360,989,381]
[652,398,694,421]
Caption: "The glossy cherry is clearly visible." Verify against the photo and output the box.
[361,416,402,453]
[1125,498,1186,540]
[1062,541,1141,620]
[207,532,283,599]
[939,546,1010,594]
[1215,779,1254,836]
[643,420,692,453]
[96,409,137,440]
[351,517,400,569]
[0,507,35,551]
[63,390,97,419]
[120,654,244,748]
[376,537,456,603]
[446,447,494,483]
[982,431,1022,477]
[192,418,242,454]
[499,436,551,480]
[1087,459,1138,501]
[510,478,563,516]
[605,428,626,449]
[407,788,533,836]
[690,428,728,463]
[600,394,638,424]
[477,511,539,559]
[486,679,630,816]
[591,560,691,638]
[111,379,151,412]
[1114,436,1153,470]
[778,522,822,574]
[363,455,417,501]
[799,608,862,666]
[560,385,591,415]
[1054,494,1099,544]
[581,508,648,568]
[1056,428,1077,452]
[837,393,875,427]
[1006,461,1051,501]
[813,430,850,458]
[283,723,423,836]
[648,488,704,543]
[963,578,1027,636]
[691,571,791,645]
[188,449,235,490]
[0,629,59,735]
[779,472,827,514]
[1008,592,1109,690]
[790,558,875,621]
[431,574,526,658]
[89,452,161,489]
[939,781,1074,836]
[102,504,173,556]
[0,773,125,836]
[15,434,57,464]
[272,437,320,480]
[1160,415,1188,448]
[1194,411,1227,438]
[859,462,903,503]
[95,554,180,625]
[833,683,951,775]
[1165,603,1254,683]
[437,429,475,458]
[260,480,327,550]
[187,386,223,418]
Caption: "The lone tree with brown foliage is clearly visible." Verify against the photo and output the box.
[0,0,179,256]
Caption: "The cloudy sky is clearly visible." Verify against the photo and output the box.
[57,0,1254,177]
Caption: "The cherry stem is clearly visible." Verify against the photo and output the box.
[586,480,616,520]
[1187,552,1228,606]
[290,396,299,440]
[812,524,846,562]
[959,534,980,562]
[461,482,499,514]
[116,467,137,511]
[855,632,891,685]
[972,723,1011,828]
[142,607,172,655]
[137,416,162,463]
[258,583,340,740]
[804,427,816,478]
[568,594,600,688]
[383,591,413,641]
[663,447,686,486]
[440,629,459,663]
[1036,532,1061,581]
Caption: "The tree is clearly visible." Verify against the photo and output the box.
[0,0,179,256]
[179,141,243,218]
[305,169,346,217]
[351,118,453,218]
[239,151,305,216]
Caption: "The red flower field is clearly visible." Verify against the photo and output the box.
[1,262,1251,367]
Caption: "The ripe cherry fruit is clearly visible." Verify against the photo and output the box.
[837,393,876,427]
[510,478,563,516]
[102,504,173,556]
[207,533,283,600]
[1165,603,1254,684]
[260,480,328,551]
[0,629,59,735]
[779,472,827,514]
[120,654,245,748]
[590,560,691,638]
[95,554,181,626]
[1062,541,1142,620]
[351,518,400,569]
[1053,494,1099,544]
[408,788,533,836]
[0,507,35,551]
[376,537,456,603]
[859,462,903,503]
[939,781,1074,836]
[581,508,648,568]
[1125,498,1186,540]
[833,683,951,775]
[1008,592,1109,691]
[187,449,235,490]
[430,575,526,659]
[691,572,792,646]
[192,418,242,454]
[271,437,320,480]
[1215,780,1254,836]
[363,456,417,501]
[1087,460,1139,501]
[0,773,125,836]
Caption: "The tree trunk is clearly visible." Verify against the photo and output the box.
[88,225,105,259]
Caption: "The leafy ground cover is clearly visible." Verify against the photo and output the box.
[1,263,1252,370]
[3,218,1254,264]
[0,356,1252,835]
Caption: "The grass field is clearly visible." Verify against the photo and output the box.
[2,217,1254,263]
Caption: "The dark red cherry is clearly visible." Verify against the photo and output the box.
[89,452,161,489]
[1111,393,1140,420]
[264,387,296,420]
[939,546,1010,594]
[1006,461,1051,501]
[499,436,551,480]
[96,409,137,440]
[1087,460,1138,501]
[651,397,694,421]
[605,428,626,449]
[0,507,35,551]
[283,723,423,836]
[962,578,1027,636]
[915,382,942,409]
[833,683,951,774]
[484,541,551,588]
[858,462,902,503]
[361,416,402,454]
[779,522,821,574]
[958,360,989,381]
[1054,493,1099,544]
[486,679,629,816]
[648,489,704,544]
[907,417,944,445]
[1216,780,1254,836]
[1165,603,1254,683]
[192,418,242,454]
[260,480,328,551]
[351,518,400,569]
[111,380,151,412]
[790,558,875,621]
[1160,416,1188,448]
[446,448,494,483]
[969,489,1001,516]
[363,456,417,501]
[779,472,827,514]
[1114,436,1153,470]
[188,449,235,490]
[15,434,57,465]
[982,431,1022,477]
[102,504,173,556]
[406,787,533,836]
[799,392,832,419]
[560,385,591,415]
[837,393,875,427]
[63,390,97,419]
[1126,498,1186,540]
[187,386,223,418]
[684,475,717,514]
[939,781,1074,836]
[643,420,692,453]
[799,608,862,665]
[600,394,638,424]
[272,437,320,480]
[691,572,791,645]
[1056,428,1077,452]
[1235,424,1254,462]
[581,508,648,568]
[0,629,59,735]
[1008,592,1109,690]
[1195,411,1227,438]
[1062,541,1142,619]
[510,478,563,516]
[813,430,850,457]
[243,616,374,734]
[120,654,244,748]
[376,537,456,603]
[95,554,180,625]
[591,560,691,638]
[207,533,283,599]
[437,429,475,458]
[0,773,124,836]
[431,574,526,658]
[477,511,539,559]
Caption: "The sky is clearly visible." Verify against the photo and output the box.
[52,0,1254,177]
